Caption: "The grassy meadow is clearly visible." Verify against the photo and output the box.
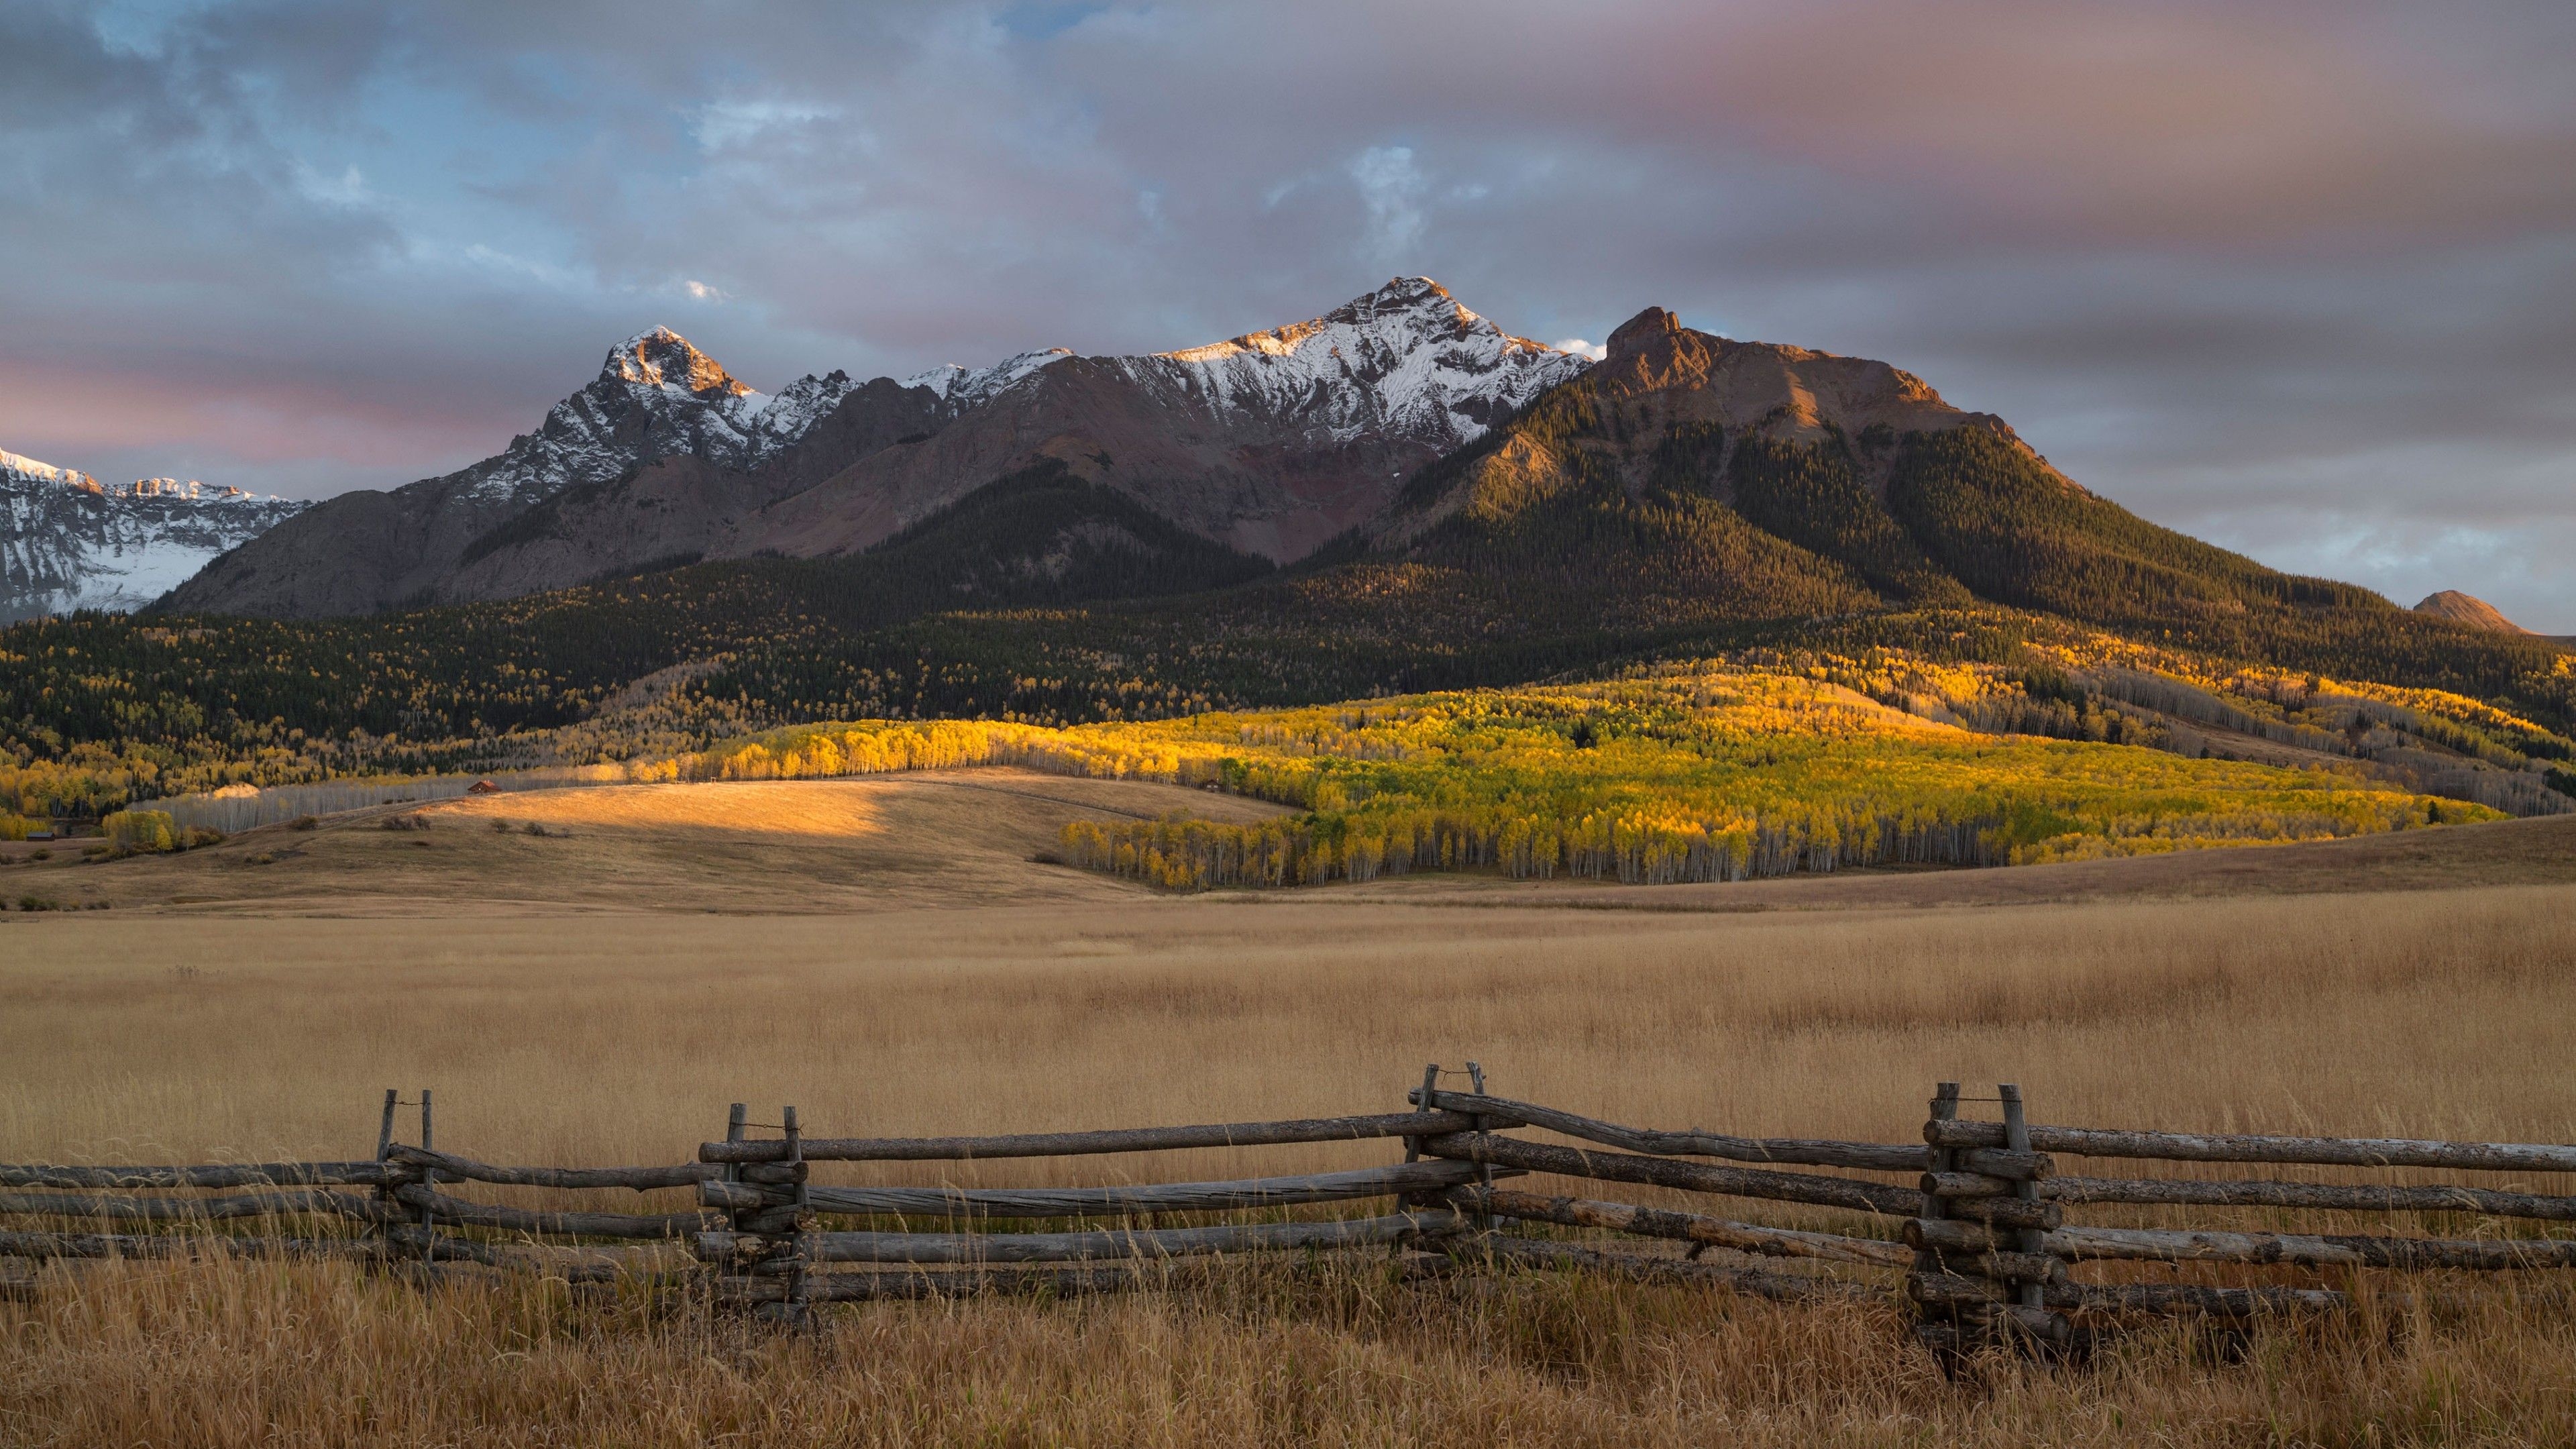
[3,851,2575,1444]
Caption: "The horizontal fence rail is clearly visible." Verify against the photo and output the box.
[1926,1120,2576,1174]
[701,1161,1500,1220]
[698,1112,1489,1164]
[2,1071,2569,1359]
[702,1212,1468,1269]
[1410,1089,1929,1173]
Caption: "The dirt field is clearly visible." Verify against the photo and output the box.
[3,775,2573,1446]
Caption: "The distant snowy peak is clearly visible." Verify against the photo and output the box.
[749,370,859,453]
[904,348,1075,408]
[2,448,100,492]
[1,446,309,621]
[1134,276,1590,447]
[2,448,292,508]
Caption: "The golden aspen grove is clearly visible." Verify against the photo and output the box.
[657,657,2501,891]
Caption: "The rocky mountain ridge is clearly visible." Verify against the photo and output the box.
[168,278,1593,616]
[1,449,307,621]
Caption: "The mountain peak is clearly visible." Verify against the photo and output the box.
[1606,307,1684,359]
[1159,276,1562,369]
[1322,276,1454,325]
[2415,590,2532,635]
[603,327,751,399]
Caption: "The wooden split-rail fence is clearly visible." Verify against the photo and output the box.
[4,1073,2573,1354]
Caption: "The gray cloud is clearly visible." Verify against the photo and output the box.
[2,0,2572,627]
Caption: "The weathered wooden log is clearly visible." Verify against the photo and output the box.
[2051,1226,2576,1271]
[0,1189,398,1223]
[1454,1234,1880,1302]
[1958,1148,2054,1181]
[1910,1270,2349,1319]
[1923,1172,2016,1199]
[700,1161,1497,1219]
[2044,1175,2576,1220]
[1947,1298,2074,1343]
[700,1210,1464,1267]
[1417,1133,1925,1218]
[1909,1217,2037,1256]
[0,1163,394,1189]
[0,1230,380,1260]
[1454,1186,1913,1269]
[383,1146,719,1191]
[714,1263,1150,1303]
[1940,1250,2069,1284]
[1925,1120,2576,1174]
[375,1224,673,1281]
[1413,1089,1926,1173]
[1942,1196,2063,1230]
[387,1185,714,1240]
[700,1111,1489,1165]
[1906,1214,2576,1270]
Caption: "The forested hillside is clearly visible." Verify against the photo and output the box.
[634,665,2504,890]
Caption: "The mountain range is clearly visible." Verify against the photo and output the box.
[164,278,1587,616]
[1,449,305,623]
[3,276,2540,653]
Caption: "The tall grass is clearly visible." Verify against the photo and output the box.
[1,882,2572,1444]
[5,1242,2573,1446]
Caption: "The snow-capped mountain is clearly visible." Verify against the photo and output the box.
[1,449,308,622]
[1128,276,1586,449]
[453,328,860,510]
[720,278,1594,564]
[904,349,1074,409]
[167,278,1597,616]
[164,330,871,617]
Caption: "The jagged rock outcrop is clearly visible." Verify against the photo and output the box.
[1,449,307,621]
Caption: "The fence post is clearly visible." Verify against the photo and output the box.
[417,1089,437,1236]
[777,1104,809,1327]
[1996,1083,2070,1350]
[714,1102,753,1312]
[1465,1061,1493,1220]
[1911,1082,1961,1356]
[373,1089,399,1267]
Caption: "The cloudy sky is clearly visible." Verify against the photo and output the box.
[5,0,2573,627]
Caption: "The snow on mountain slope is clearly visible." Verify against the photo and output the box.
[1123,276,1589,449]
[2,449,309,621]
[904,349,1074,409]
[722,278,1597,566]
[455,328,860,509]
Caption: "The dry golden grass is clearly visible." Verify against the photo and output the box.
[3,884,2571,1168]
[7,1255,2573,1448]
[3,779,2575,1445]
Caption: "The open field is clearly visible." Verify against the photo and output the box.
[3,779,2575,1444]
[0,771,1289,914]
